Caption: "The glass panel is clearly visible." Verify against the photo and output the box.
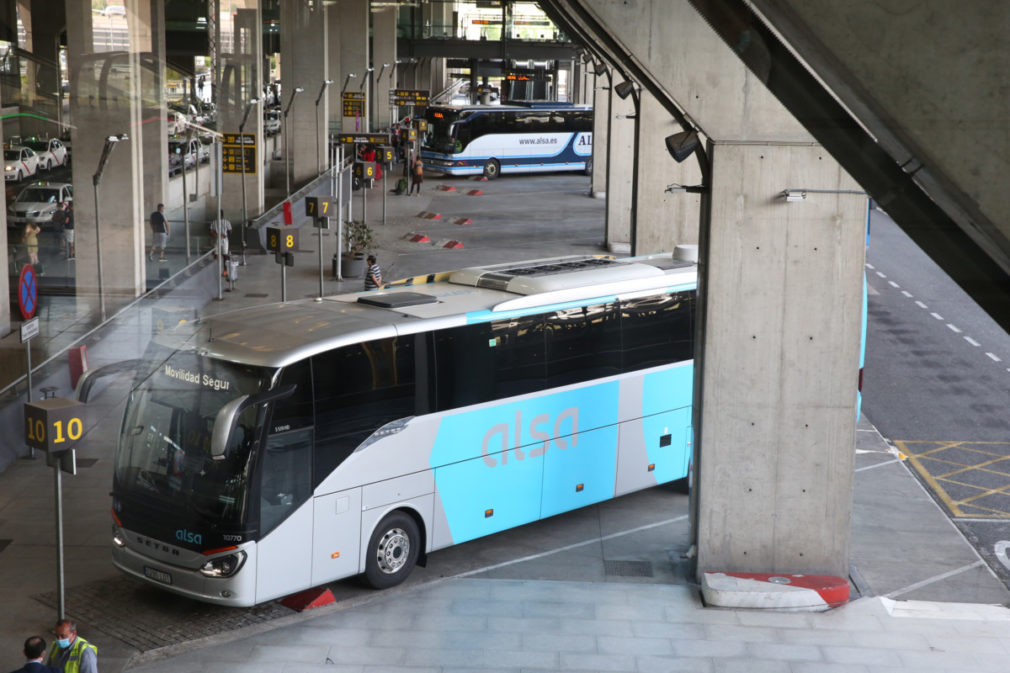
[621,293,695,372]
[259,428,312,535]
[546,303,622,387]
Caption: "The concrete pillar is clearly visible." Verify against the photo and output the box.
[66,0,151,320]
[590,64,608,199]
[0,79,8,335]
[372,7,397,131]
[141,0,168,216]
[218,3,265,228]
[325,9,341,136]
[335,0,368,133]
[575,0,866,578]
[604,85,634,253]
[633,91,702,253]
[280,1,328,188]
[24,0,64,136]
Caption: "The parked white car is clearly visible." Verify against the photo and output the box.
[167,110,188,135]
[7,181,73,231]
[4,146,40,182]
[23,138,68,170]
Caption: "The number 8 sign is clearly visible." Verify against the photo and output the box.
[266,226,298,252]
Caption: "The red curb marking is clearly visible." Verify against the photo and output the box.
[437,184,457,191]
[722,573,850,607]
[424,213,443,220]
[443,240,464,249]
[454,218,473,226]
[280,587,336,611]
[467,189,483,196]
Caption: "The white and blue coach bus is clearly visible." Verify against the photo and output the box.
[422,102,592,178]
[108,252,696,606]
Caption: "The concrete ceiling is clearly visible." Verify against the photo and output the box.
[541,0,1010,332]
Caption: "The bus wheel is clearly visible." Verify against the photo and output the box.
[482,158,500,179]
[584,158,593,176]
[364,511,420,589]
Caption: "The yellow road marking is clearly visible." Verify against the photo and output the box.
[893,440,1010,519]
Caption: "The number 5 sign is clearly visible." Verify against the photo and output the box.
[24,398,87,453]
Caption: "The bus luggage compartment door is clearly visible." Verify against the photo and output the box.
[312,488,363,585]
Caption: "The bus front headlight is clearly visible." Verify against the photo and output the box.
[199,550,247,578]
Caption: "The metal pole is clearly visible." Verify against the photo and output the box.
[181,138,191,264]
[216,142,223,300]
[281,258,287,302]
[239,132,248,266]
[361,174,367,224]
[382,167,387,224]
[92,183,106,322]
[336,146,343,280]
[55,463,65,619]
[318,216,324,298]
[25,342,33,459]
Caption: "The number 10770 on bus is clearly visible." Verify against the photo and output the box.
[107,253,696,606]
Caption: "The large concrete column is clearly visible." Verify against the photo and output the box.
[218,3,265,226]
[141,0,167,215]
[371,7,397,131]
[335,0,368,133]
[25,0,64,137]
[604,85,634,253]
[280,1,328,187]
[571,0,867,578]
[634,91,702,253]
[66,0,150,319]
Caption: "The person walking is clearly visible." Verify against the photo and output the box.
[45,620,97,673]
[364,254,382,291]
[9,636,59,673]
[211,210,232,258]
[410,155,424,196]
[149,203,169,262]
[62,202,75,260]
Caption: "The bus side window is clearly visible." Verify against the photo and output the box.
[312,337,416,479]
[546,302,621,388]
[620,292,695,372]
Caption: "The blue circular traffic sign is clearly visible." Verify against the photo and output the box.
[18,264,37,320]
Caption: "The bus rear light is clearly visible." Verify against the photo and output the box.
[575,483,584,492]
[111,509,122,527]
[199,550,247,578]
[484,508,494,518]
[858,368,864,391]
[647,463,656,472]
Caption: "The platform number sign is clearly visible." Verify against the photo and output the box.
[24,398,86,453]
[305,196,335,218]
[266,226,298,253]
[380,146,394,164]
[353,161,376,180]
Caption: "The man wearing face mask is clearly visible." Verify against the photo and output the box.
[45,620,97,673]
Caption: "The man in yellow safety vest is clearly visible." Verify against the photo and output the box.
[46,620,97,673]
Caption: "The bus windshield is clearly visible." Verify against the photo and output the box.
[424,109,465,154]
[115,349,273,529]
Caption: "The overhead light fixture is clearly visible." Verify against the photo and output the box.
[782,189,806,202]
[614,80,635,100]
[665,130,699,164]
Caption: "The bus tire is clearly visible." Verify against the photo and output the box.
[584,158,593,176]
[364,511,420,589]
[482,158,500,179]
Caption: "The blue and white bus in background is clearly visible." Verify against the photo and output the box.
[422,102,592,178]
[107,251,696,606]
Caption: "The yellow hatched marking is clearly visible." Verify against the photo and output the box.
[893,440,1010,519]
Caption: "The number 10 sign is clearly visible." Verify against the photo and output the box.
[24,398,86,453]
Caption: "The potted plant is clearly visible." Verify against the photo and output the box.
[341,220,373,277]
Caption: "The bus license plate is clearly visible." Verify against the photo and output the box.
[143,566,172,585]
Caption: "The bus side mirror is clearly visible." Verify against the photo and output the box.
[210,384,296,460]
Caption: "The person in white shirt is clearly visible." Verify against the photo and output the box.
[211,210,232,257]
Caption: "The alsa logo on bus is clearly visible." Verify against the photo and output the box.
[481,407,578,467]
[577,133,592,147]
[176,528,203,545]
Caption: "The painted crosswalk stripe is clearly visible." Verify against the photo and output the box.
[914,301,928,309]
[964,336,980,347]
[986,352,1001,362]
[888,280,900,288]
[901,290,913,298]
[930,312,943,320]
[947,323,962,333]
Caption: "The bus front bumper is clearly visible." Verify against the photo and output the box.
[112,534,258,607]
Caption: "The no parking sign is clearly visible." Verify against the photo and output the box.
[18,264,37,320]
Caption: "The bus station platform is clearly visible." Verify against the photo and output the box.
[1,174,1009,673]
